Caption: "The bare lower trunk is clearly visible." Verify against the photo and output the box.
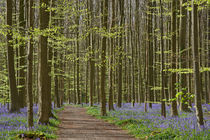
[26,0,34,128]
[38,0,51,124]
[192,0,204,128]
[160,0,166,118]
[7,0,19,112]
[171,0,179,117]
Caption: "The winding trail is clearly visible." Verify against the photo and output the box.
[56,106,137,140]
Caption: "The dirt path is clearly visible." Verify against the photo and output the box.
[56,106,137,140]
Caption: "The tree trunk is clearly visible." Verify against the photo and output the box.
[192,0,204,128]
[130,0,135,107]
[85,59,89,104]
[18,0,26,108]
[108,0,115,111]
[148,0,154,108]
[88,0,95,106]
[26,0,34,128]
[160,0,166,118]
[179,0,191,112]
[7,0,19,112]
[73,46,76,104]
[76,2,80,104]
[171,0,179,117]
[96,37,100,103]
[207,3,210,104]
[54,49,60,108]
[100,0,108,116]
[59,54,65,106]
[117,0,124,108]
[188,8,192,107]
[38,0,51,124]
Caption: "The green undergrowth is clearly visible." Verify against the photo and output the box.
[53,106,65,116]
[85,106,207,140]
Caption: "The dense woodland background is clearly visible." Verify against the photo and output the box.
[0,0,209,129]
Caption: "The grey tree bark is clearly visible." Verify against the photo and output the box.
[38,0,51,124]
[160,0,166,118]
[18,0,26,108]
[7,0,19,112]
[179,0,191,112]
[100,0,108,116]
[192,0,204,128]
[26,0,34,128]
[171,0,179,117]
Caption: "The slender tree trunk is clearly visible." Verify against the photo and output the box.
[135,0,141,103]
[100,0,108,116]
[148,0,154,108]
[14,0,19,95]
[7,0,19,112]
[18,0,26,108]
[76,2,80,104]
[27,0,34,128]
[50,0,59,108]
[96,37,100,103]
[188,7,192,107]
[85,59,89,104]
[130,0,135,107]
[46,0,56,116]
[207,3,210,104]
[153,1,158,103]
[160,0,166,118]
[117,0,124,108]
[108,0,115,111]
[179,0,191,112]
[144,13,148,112]
[198,14,203,102]
[145,23,148,112]
[68,62,71,104]
[73,45,76,104]
[54,49,60,108]
[88,0,95,106]
[127,2,131,103]
[59,54,65,106]
[38,0,51,124]
[192,0,204,128]
[171,0,179,117]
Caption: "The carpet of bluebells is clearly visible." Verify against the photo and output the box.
[0,103,59,139]
[108,103,210,139]
[1,103,209,139]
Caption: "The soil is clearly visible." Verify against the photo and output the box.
[56,106,138,140]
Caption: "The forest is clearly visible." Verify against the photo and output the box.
[0,0,209,139]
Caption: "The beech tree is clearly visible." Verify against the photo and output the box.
[147,0,154,109]
[192,0,204,128]
[117,0,124,108]
[160,0,166,118]
[171,0,179,117]
[179,0,191,112]
[6,0,19,112]
[100,0,108,116]
[88,0,95,107]
[108,0,115,111]
[26,0,34,128]
[18,0,26,108]
[38,0,51,124]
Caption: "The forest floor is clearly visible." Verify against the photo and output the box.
[56,106,137,140]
